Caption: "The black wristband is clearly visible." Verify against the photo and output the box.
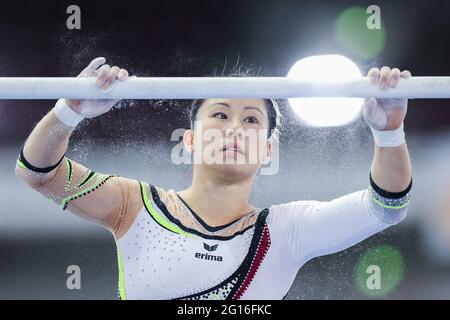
[369,172,412,199]
[19,145,66,173]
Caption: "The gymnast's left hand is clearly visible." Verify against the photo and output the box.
[362,66,411,131]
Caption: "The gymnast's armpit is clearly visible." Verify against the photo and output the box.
[15,153,142,237]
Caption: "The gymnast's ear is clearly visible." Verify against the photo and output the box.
[262,139,272,163]
[183,129,195,153]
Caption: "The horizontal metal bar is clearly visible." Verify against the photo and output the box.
[0,77,449,99]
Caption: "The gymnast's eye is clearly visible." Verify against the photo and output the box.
[212,112,228,120]
[244,116,259,124]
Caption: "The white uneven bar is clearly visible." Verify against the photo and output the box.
[0,77,449,99]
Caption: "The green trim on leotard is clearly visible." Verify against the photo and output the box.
[116,244,127,300]
[59,174,112,209]
[370,194,409,210]
[140,182,194,238]
[16,159,26,169]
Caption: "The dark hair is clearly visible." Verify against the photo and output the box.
[188,60,283,140]
[189,99,281,139]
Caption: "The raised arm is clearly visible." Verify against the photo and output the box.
[364,66,412,196]
[268,66,413,267]
[15,57,142,239]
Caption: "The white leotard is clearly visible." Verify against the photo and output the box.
[116,182,409,300]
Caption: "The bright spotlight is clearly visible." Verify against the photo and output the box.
[287,54,364,127]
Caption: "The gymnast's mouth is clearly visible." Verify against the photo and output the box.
[222,142,244,155]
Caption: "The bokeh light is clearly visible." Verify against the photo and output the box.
[354,244,405,297]
[335,6,386,59]
[287,54,364,127]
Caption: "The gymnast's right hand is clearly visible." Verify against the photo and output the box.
[65,57,129,118]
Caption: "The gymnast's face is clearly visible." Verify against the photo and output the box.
[184,98,272,180]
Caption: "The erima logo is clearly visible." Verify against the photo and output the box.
[203,243,218,252]
[194,243,223,262]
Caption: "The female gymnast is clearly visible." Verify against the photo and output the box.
[15,57,412,299]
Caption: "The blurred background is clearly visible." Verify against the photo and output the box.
[0,0,449,299]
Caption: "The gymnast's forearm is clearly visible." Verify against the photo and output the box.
[370,143,412,193]
[16,58,129,188]
[16,107,75,186]
[24,108,74,168]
